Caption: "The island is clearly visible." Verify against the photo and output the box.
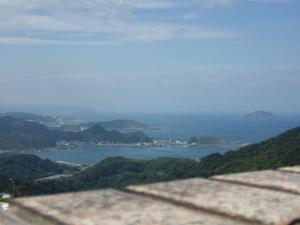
[187,137,241,147]
[243,110,274,120]
[59,119,148,132]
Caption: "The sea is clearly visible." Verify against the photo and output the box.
[30,113,300,165]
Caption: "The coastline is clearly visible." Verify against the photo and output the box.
[0,141,247,154]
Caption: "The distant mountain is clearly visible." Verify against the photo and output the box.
[244,110,274,120]
[0,116,59,150]
[75,125,152,144]
[0,112,54,123]
[0,117,152,151]
[97,119,147,130]
[0,112,79,127]
[59,119,147,132]
[0,116,49,135]
[123,131,152,143]
[0,103,97,118]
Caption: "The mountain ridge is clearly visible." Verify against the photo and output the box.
[0,116,152,151]
[58,119,147,132]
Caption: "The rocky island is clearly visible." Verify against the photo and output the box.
[188,137,241,147]
[244,110,274,120]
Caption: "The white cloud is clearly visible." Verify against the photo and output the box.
[0,0,294,45]
[0,37,115,45]
[181,12,199,20]
[250,0,295,3]
[186,0,233,9]
[0,0,239,45]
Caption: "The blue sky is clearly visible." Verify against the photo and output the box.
[0,0,299,113]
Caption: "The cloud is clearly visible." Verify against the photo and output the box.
[0,0,294,45]
[0,37,115,45]
[186,0,233,9]
[181,12,199,20]
[248,0,298,3]
[0,0,238,45]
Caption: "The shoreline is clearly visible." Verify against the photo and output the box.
[0,140,247,154]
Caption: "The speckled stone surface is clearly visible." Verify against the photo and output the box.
[212,170,300,194]
[127,178,300,225]
[9,189,252,225]
[4,167,300,225]
[279,166,300,174]
[0,211,32,225]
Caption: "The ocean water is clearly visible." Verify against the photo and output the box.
[33,146,233,165]
[32,113,300,165]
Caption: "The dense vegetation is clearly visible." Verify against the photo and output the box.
[0,153,78,194]
[22,157,200,195]
[87,119,147,130]
[0,116,59,150]
[196,126,300,176]
[0,116,152,150]
[0,126,299,196]
[75,125,151,143]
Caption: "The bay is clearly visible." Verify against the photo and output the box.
[31,113,300,164]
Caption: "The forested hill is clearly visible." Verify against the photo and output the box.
[90,119,147,130]
[20,126,300,196]
[0,153,78,194]
[58,119,147,132]
[196,126,300,177]
[0,153,72,181]
[0,117,152,150]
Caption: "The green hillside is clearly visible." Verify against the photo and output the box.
[1,126,300,196]
[0,153,79,194]
[58,119,147,132]
[196,126,300,177]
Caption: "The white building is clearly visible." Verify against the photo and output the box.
[0,203,9,211]
[0,193,11,199]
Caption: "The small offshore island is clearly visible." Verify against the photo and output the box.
[0,112,245,153]
[244,110,274,120]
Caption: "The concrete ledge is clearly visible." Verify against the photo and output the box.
[127,178,300,225]
[211,170,300,194]
[2,165,300,225]
[5,189,252,225]
[279,166,300,174]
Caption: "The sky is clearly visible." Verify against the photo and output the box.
[0,0,299,114]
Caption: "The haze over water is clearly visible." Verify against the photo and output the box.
[32,113,300,164]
